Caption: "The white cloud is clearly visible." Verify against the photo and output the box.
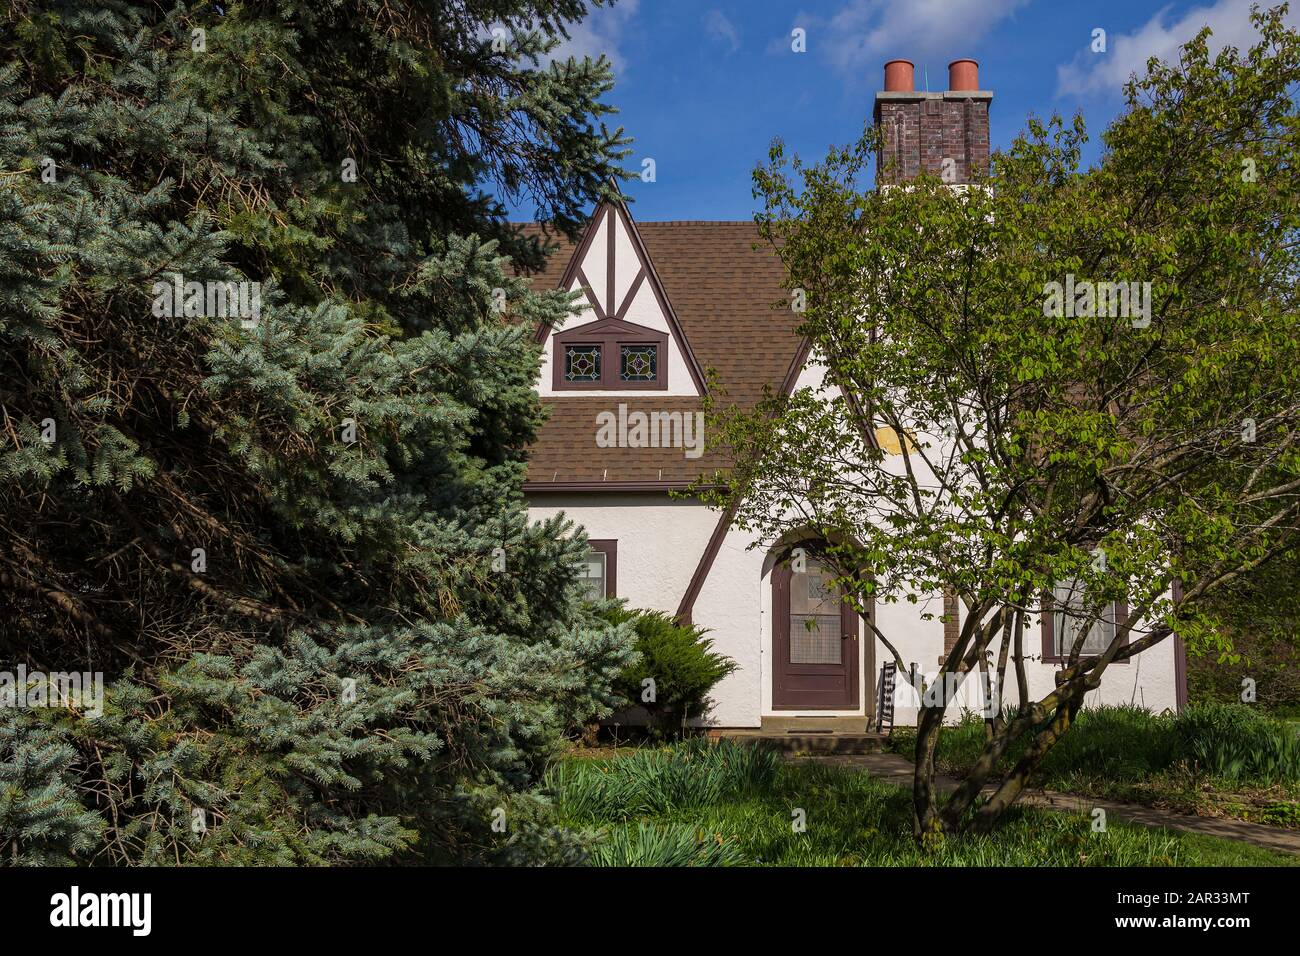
[791,0,1028,74]
[546,0,641,73]
[704,9,741,53]
[1057,0,1300,97]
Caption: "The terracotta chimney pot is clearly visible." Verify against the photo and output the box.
[883,59,915,92]
[948,58,979,91]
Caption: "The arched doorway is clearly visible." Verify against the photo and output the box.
[771,546,865,710]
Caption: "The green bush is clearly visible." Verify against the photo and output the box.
[1188,628,1300,714]
[1188,552,1300,716]
[602,605,738,737]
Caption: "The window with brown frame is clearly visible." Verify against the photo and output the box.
[1041,577,1129,664]
[578,539,617,600]
[552,318,668,390]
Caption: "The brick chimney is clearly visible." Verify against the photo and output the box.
[874,58,991,185]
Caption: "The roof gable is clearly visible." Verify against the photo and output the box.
[535,198,707,398]
[516,211,805,487]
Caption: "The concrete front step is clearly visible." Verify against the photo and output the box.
[758,716,876,734]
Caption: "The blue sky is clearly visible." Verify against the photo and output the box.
[506,0,1299,221]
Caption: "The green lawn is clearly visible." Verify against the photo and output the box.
[547,740,1297,866]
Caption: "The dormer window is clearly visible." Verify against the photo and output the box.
[552,318,668,390]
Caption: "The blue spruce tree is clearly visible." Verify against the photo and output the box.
[0,0,635,864]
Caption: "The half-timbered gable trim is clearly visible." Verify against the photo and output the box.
[536,198,707,398]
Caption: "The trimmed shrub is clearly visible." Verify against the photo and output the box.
[603,605,738,737]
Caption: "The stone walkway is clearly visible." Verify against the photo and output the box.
[792,751,1300,855]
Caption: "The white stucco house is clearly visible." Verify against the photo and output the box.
[518,59,1187,732]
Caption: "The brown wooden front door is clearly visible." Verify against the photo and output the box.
[772,553,861,709]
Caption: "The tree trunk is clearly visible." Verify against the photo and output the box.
[911,704,945,842]
[969,692,1082,832]
[937,711,1024,830]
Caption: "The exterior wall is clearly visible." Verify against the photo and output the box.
[526,345,1182,730]
[870,595,1180,727]
[1013,610,1179,715]
[527,490,1181,730]
[526,492,716,616]
[525,492,769,728]
[693,523,765,728]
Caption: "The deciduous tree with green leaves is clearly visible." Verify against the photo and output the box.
[1,0,636,864]
[708,5,1300,841]
[1189,546,1300,712]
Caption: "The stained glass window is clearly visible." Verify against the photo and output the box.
[564,345,601,382]
[620,344,657,382]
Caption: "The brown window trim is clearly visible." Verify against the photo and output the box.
[1040,592,1130,664]
[552,318,669,391]
[586,539,617,598]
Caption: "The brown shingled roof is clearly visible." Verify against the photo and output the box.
[518,217,803,487]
